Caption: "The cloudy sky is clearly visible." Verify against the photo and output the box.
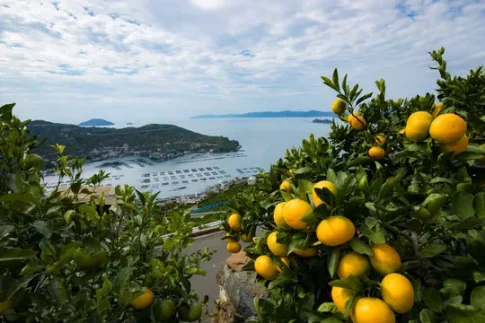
[1,0,484,124]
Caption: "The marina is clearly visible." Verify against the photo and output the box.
[43,152,264,199]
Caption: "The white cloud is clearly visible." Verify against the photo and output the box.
[0,0,484,123]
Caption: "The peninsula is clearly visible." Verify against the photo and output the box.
[193,110,333,119]
[28,121,240,168]
[79,118,114,126]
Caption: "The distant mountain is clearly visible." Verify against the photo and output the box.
[79,118,114,126]
[192,110,334,119]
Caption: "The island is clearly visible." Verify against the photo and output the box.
[312,118,333,124]
[192,110,334,119]
[28,121,240,169]
[79,118,114,126]
[126,122,134,125]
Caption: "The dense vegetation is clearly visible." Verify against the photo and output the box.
[0,104,211,322]
[28,120,240,167]
[224,48,485,323]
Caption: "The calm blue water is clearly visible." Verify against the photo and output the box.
[44,118,332,198]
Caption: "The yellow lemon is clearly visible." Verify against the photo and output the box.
[226,241,242,253]
[375,135,387,146]
[316,216,355,247]
[332,98,347,114]
[131,288,154,310]
[405,111,433,142]
[254,255,278,280]
[432,103,442,118]
[429,113,467,144]
[369,244,401,275]
[331,287,355,313]
[228,213,242,231]
[293,247,318,257]
[337,252,370,279]
[442,135,468,156]
[267,232,289,256]
[348,112,367,131]
[273,202,290,229]
[283,199,313,230]
[368,146,386,160]
[381,273,414,314]
[279,180,292,192]
[352,297,395,323]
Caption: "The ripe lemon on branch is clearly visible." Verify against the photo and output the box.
[228,213,242,231]
[348,112,367,130]
[316,216,355,247]
[331,98,347,114]
[405,111,433,142]
[283,199,313,230]
[429,113,467,144]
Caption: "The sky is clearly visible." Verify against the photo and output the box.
[1,0,485,124]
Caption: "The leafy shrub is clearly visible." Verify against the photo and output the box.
[0,103,211,322]
[224,48,485,322]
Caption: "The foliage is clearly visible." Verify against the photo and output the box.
[225,48,485,322]
[0,103,212,322]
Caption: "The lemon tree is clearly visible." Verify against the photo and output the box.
[223,48,485,323]
[0,103,210,322]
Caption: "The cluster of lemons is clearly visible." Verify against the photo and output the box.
[225,179,413,323]
[405,103,468,155]
[129,288,202,322]
[332,98,471,160]
[332,98,388,161]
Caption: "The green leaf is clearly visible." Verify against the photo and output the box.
[332,69,340,91]
[474,193,485,218]
[326,169,337,184]
[362,224,386,244]
[445,304,485,323]
[0,248,37,266]
[452,191,475,219]
[294,167,313,175]
[420,309,438,323]
[32,220,52,239]
[327,248,340,278]
[135,189,146,206]
[350,238,373,256]
[317,302,338,313]
[48,278,67,304]
[64,210,75,224]
[441,279,466,297]
[473,271,485,283]
[355,92,373,106]
[329,277,362,292]
[321,76,337,91]
[268,270,298,289]
[422,287,442,312]
[0,193,36,203]
[471,286,485,309]
[302,210,322,226]
[420,244,447,258]
[298,179,314,196]
[280,191,293,202]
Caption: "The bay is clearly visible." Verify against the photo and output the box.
[44,118,332,198]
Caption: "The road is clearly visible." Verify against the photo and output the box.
[187,230,227,320]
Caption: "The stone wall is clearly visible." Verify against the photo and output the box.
[213,251,266,323]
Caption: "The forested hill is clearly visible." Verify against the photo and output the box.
[28,120,240,166]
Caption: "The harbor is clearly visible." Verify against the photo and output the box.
[43,150,264,199]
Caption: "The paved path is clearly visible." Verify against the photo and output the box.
[187,231,227,321]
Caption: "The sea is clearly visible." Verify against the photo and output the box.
[43,118,333,198]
